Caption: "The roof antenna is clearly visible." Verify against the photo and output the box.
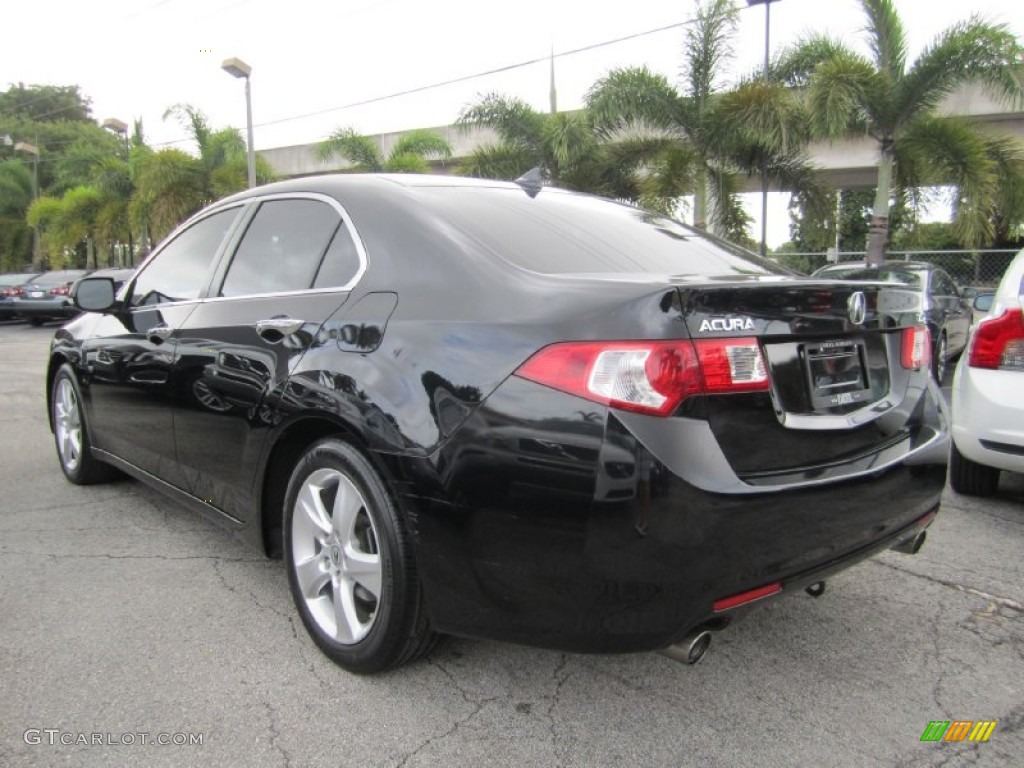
[514,167,544,198]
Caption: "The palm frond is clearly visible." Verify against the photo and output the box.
[806,53,879,138]
[389,129,452,163]
[896,116,997,247]
[895,18,1024,128]
[862,0,908,79]
[713,78,809,156]
[771,35,858,88]
[317,128,384,171]
[704,165,752,245]
[585,67,686,131]
[542,112,596,172]
[456,93,546,154]
[457,143,535,180]
[383,153,432,174]
[683,0,740,105]
[162,103,212,155]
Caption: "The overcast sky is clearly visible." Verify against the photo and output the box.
[4,0,1023,246]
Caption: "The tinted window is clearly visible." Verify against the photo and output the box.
[131,208,239,307]
[220,199,340,297]
[931,270,958,296]
[819,267,924,288]
[313,224,361,289]
[421,188,788,276]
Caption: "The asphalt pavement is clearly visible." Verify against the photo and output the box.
[0,320,1021,767]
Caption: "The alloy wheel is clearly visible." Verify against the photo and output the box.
[54,377,82,472]
[290,468,382,644]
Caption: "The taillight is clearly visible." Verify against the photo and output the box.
[514,338,769,417]
[900,325,931,370]
[49,285,70,296]
[968,308,1024,370]
[2,287,21,297]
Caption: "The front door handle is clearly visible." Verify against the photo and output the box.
[257,316,306,343]
[147,324,173,345]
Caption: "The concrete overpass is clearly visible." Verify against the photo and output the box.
[258,84,1024,192]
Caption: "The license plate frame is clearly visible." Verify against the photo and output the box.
[803,338,872,408]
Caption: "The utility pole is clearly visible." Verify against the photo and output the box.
[747,0,780,258]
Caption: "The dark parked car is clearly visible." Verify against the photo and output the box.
[811,261,973,382]
[49,175,948,673]
[14,269,92,325]
[0,271,42,319]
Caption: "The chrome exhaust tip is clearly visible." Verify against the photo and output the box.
[892,530,927,555]
[660,630,712,665]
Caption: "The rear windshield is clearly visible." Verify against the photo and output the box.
[31,271,89,286]
[420,187,788,277]
[818,267,924,287]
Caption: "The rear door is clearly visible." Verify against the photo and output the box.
[169,193,366,523]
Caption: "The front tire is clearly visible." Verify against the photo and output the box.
[51,364,120,485]
[283,438,437,673]
[949,441,1000,497]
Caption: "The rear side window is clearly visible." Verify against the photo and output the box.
[220,199,341,297]
[313,224,361,289]
[131,208,239,307]
[420,187,789,277]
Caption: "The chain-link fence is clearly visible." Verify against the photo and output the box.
[774,249,1020,288]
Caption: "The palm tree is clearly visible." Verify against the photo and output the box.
[584,0,819,244]
[456,93,659,208]
[776,0,1024,262]
[317,127,452,173]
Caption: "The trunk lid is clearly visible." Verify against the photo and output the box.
[677,280,932,480]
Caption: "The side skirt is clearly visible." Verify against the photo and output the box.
[93,448,245,533]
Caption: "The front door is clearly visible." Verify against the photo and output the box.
[83,206,243,486]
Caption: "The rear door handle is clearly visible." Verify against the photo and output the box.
[147,324,173,345]
[257,316,306,342]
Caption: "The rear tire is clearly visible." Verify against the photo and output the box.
[932,333,947,384]
[949,441,1000,497]
[283,438,438,673]
[51,364,121,485]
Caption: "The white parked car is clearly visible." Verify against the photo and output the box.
[950,249,1024,495]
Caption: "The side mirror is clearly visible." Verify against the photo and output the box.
[74,277,117,312]
[973,293,994,313]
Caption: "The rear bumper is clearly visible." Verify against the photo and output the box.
[401,379,948,654]
[12,298,76,319]
[952,363,1024,474]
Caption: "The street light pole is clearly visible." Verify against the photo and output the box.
[221,57,256,188]
[102,118,134,266]
[747,0,780,258]
[14,140,40,269]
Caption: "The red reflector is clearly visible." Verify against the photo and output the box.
[713,582,782,612]
[968,308,1024,369]
[900,325,930,370]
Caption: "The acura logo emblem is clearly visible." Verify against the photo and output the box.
[847,291,867,325]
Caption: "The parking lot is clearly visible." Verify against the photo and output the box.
[0,321,1021,768]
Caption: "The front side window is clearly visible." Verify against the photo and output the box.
[130,208,240,307]
[220,199,341,297]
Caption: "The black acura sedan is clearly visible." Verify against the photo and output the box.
[49,175,948,673]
